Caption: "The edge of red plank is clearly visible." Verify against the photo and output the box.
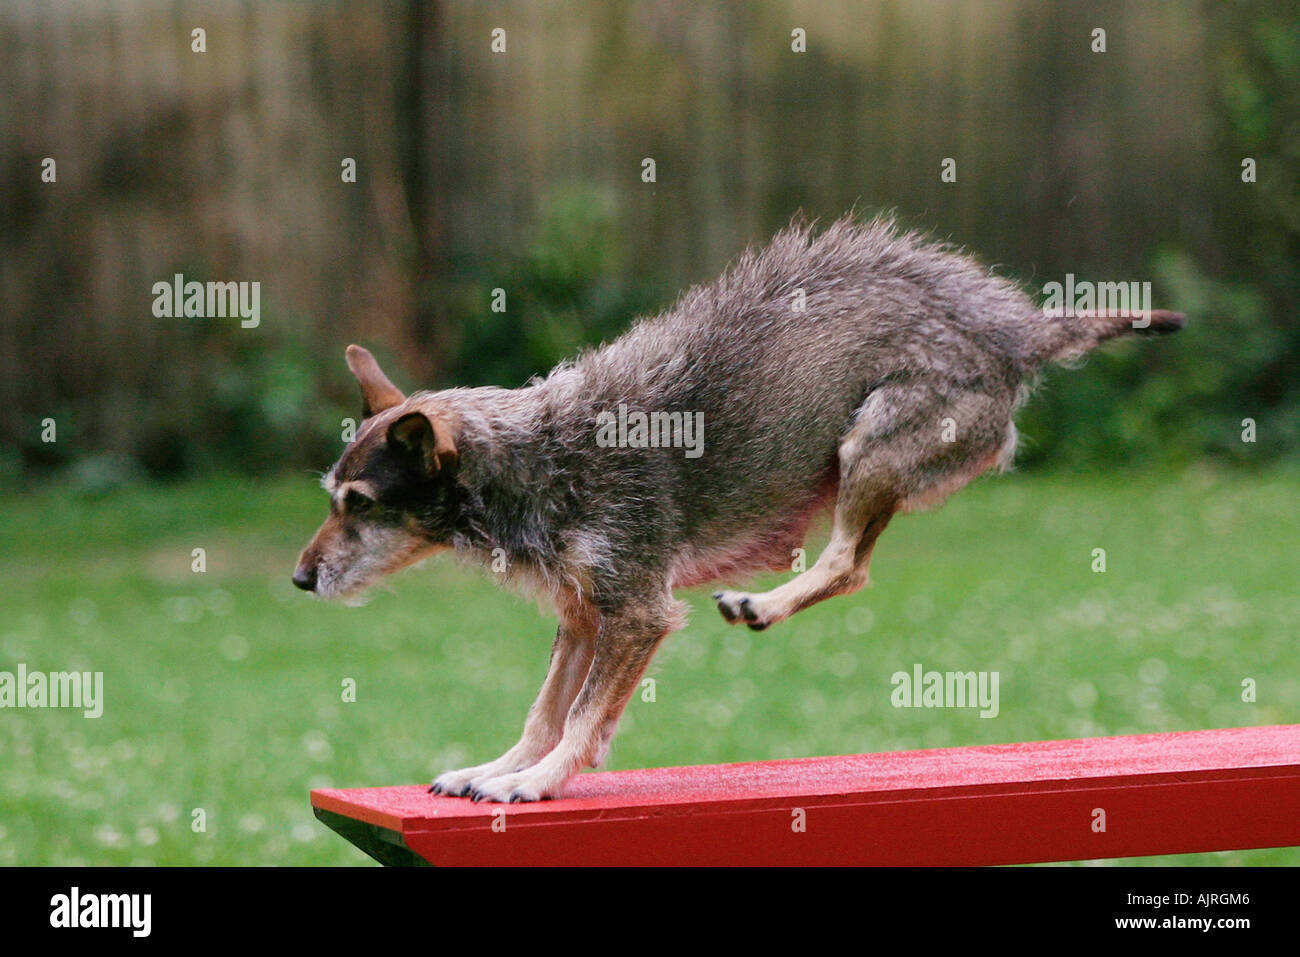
[310,725,1300,865]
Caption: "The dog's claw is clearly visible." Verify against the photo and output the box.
[430,773,480,797]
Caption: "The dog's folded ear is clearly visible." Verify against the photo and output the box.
[346,344,406,417]
[387,411,458,475]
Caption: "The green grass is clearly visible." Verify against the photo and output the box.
[1,466,1297,865]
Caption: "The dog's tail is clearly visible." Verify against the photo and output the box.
[1039,308,1185,363]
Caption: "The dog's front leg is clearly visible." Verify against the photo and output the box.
[466,593,677,803]
[430,599,598,797]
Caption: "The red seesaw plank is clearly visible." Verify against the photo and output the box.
[310,724,1300,866]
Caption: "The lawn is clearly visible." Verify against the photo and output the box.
[1,465,1296,865]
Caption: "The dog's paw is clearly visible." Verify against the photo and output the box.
[713,591,771,631]
[429,766,481,797]
[467,771,551,804]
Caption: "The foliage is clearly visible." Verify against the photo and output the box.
[1016,2,1299,469]
[447,188,665,389]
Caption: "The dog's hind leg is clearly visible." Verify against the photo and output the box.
[430,595,598,797]
[464,589,682,802]
[715,383,1014,630]
[714,476,897,632]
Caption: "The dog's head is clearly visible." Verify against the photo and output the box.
[292,345,462,599]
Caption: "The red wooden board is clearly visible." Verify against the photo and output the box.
[311,724,1300,865]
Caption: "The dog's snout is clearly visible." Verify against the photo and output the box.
[292,563,317,592]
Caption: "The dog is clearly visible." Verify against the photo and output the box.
[293,215,1183,802]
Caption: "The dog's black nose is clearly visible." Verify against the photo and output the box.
[292,565,317,592]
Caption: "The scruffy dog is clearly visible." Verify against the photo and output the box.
[293,216,1183,802]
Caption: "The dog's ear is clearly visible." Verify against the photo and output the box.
[346,345,405,417]
[387,411,458,475]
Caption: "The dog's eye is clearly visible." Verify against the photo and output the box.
[344,489,374,512]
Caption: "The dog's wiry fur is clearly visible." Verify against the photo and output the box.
[295,214,1183,802]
